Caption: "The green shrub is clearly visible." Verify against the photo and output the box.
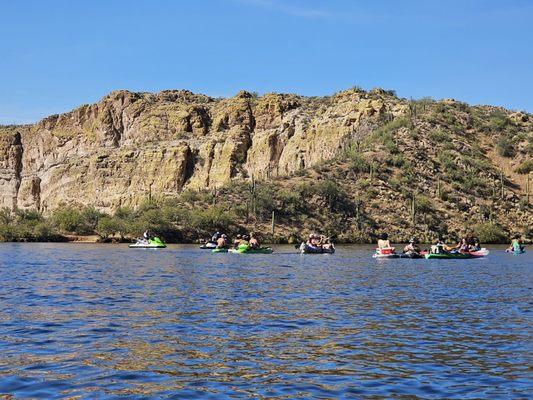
[515,159,533,174]
[390,154,406,167]
[51,205,102,235]
[473,222,507,243]
[253,184,277,218]
[135,207,180,239]
[347,152,369,174]
[312,180,350,212]
[0,224,15,241]
[0,209,62,241]
[278,189,306,216]
[179,189,201,203]
[96,216,119,239]
[434,103,447,114]
[462,156,493,174]
[82,207,103,230]
[365,118,410,154]
[437,150,456,173]
[51,207,82,233]
[96,215,133,239]
[32,222,59,241]
[487,111,509,132]
[0,208,11,225]
[429,129,449,142]
[415,195,433,213]
[496,134,516,157]
[189,207,238,236]
[400,161,415,180]
[461,174,490,196]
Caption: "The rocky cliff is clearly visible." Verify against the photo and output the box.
[0,87,531,240]
[0,88,405,212]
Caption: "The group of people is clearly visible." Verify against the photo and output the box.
[304,233,335,251]
[376,233,483,255]
[431,236,481,254]
[211,231,261,249]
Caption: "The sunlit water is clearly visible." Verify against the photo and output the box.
[0,243,531,399]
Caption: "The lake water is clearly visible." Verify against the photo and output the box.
[0,243,531,399]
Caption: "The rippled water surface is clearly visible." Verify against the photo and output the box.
[0,243,531,399]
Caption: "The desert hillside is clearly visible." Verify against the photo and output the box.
[0,87,531,242]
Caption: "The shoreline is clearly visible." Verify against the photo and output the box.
[0,240,522,246]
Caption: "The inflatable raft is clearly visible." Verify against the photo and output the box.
[299,243,335,254]
[425,248,489,259]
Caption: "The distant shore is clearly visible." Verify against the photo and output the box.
[0,235,524,246]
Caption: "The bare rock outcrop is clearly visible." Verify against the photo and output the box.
[0,88,400,212]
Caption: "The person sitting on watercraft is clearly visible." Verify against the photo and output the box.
[145,230,157,239]
[216,234,228,249]
[454,237,478,253]
[320,236,334,251]
[211,231,221,243]
[455,238,469,253]
[507,235,524,252]
[141,230,157,244]
[241,235,250,246]
[403,237,421,254]
[376,233,396,255]
[378,233,393,250]
[249,233,260,249]
[308,234,322,248]
[470,237,481,252]
[431,237,456,254]
[233,234,242,249]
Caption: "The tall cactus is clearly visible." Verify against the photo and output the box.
[411,194,416,224]
[526,173,530,204]
[500,170,504,199]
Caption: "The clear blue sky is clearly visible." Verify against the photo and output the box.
[1,0,532,124]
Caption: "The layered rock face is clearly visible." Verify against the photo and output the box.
[0,88,405,213]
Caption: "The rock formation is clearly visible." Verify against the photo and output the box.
[0,88,405,213]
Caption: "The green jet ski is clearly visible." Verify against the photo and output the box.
[129,236,167,248]
[228,244,273,254]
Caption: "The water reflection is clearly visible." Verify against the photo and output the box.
[0,243,530,398]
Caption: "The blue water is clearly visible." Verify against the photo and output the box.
[0,243,531,399]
